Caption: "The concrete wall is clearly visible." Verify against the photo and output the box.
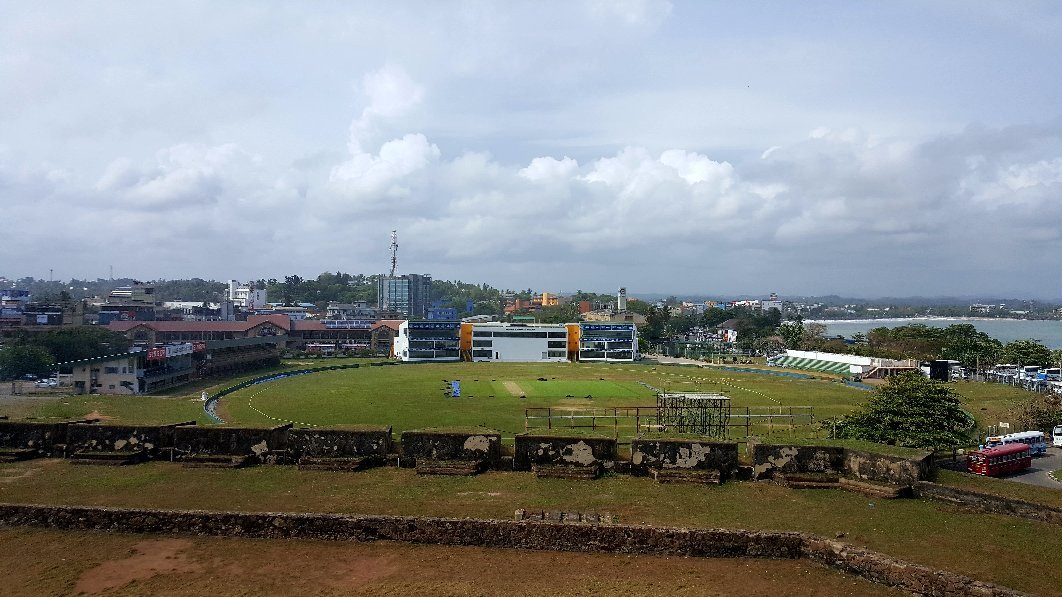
[631,439,738,477]
[751,444,845,479]
[0,503,1024,596]
[513,434,617,471]
[400,429,501,464]
[173,424,292,458]
[287,427,392,460]
[0,421,72,456]
[66,422,194,456]
[844,450,933,485]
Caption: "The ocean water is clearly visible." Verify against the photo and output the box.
[812,318,1062,349]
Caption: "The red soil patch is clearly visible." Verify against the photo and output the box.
[74,538,202,594]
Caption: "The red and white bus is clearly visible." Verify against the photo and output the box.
[966,443,1031,477]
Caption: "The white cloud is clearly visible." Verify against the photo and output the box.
[348,65,425,154]
[519,156,579,181]
[585,0,672,27]
[4,4,1062,296]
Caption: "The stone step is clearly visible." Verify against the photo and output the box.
[785,480,840,490]
[182,454,255,469]
[298,456,382,472]
[0,448,39,462]
[69,450,147,466]
[649,467,721,485]
[415,458,485,476]
[838,477,906,499]
[777,472,841,485]
[533,463,600,480]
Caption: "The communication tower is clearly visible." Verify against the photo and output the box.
[389,230,399,277]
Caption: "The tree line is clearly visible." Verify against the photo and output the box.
[782,321,1062,370]
[0,328,132,379]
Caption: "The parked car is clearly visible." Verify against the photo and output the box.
[21,374,38,381]
[34,379,57,389]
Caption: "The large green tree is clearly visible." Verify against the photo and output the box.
[830,371,975,449]
[1001,339,1052,367]
[33,327,132,363]
[0,344,55,379]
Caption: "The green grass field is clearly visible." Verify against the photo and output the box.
[1,359,1046,444]
[215,361,872,437]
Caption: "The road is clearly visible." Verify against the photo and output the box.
[1008,445,1062,488]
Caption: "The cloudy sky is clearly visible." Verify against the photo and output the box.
[3,1,1062,298]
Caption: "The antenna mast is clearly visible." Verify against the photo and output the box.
[388,230,399,277]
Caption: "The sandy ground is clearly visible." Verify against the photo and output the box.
[0,527,899,596]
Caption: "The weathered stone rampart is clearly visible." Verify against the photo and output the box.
[0,421,74,457]
[67,422,194,456]
[0,503,1025,596]
[751,443,845,480]
[287,427,392,461]
[513,434,617,471]
[845,449,933,485]
[400,429,501,465]
[751,442,934,486]
[631,439,738,478]
[173,423,292,459]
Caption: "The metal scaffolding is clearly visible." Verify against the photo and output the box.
[656,392,731,437]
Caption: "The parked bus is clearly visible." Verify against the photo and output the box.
[1053,425,1062,448]
[967,443,1031,477]
[984,430,1048,456]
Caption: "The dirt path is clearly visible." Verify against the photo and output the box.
[502,381,524,396]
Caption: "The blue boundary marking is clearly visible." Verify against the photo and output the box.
[202,362,368,424]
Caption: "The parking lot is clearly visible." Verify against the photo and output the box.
[1008,445,1062,488]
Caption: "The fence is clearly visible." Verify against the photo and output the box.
[524,405,815,440]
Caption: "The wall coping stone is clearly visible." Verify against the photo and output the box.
[914,481,1062,526]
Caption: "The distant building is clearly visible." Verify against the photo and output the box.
[325,302,377,319]
[99,281,157,323]
[64,336,283,395]
[581,309,647,326]
[617,287,627,311]
[378,274,432,319]
[427,306,458,320]
[227,280,268,309]
[392,320,462,362]
[761,292,783,313]
[393,320,637,363]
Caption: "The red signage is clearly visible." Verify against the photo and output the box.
[193,342,206,353]
[147,347,166,360]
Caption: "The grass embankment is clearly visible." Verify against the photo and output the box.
[951,381,1043,428]
[0,460,1059,594]
[934,469,1062,509]
[0,526,896,597]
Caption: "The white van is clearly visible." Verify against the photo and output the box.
[1053,426,1062,448]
